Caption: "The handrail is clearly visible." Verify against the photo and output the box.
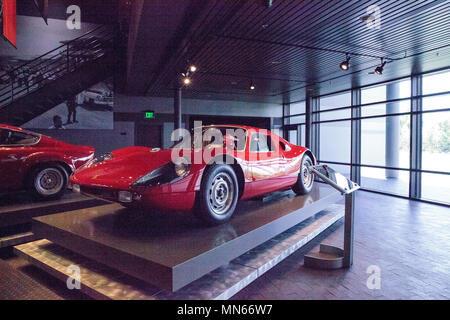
[3,24,109,76]
[0,24,115,109]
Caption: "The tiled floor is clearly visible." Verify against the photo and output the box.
[232,191,450,300]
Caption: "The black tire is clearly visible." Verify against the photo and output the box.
[28,164,68,200]
[197,165,239,225]
[292,154,314,195]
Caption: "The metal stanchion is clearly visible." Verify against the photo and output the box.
[303,165,359,270]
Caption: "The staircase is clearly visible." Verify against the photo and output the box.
[0,25,116,126]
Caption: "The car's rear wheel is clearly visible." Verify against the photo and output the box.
[292,154,314,195]
[29,165,68,200]
[197,165,239,225]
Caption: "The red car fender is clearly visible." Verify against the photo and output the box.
[22,151,75,174]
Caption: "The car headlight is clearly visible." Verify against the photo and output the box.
[174,161,189,177]
[94,152,113,164]
[132,160,190,187]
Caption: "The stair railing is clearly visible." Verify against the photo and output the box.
[0,24,115,108]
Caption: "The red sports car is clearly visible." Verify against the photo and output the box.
[71,125,316,224]
[0,124,95,200]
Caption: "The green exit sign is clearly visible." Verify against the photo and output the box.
[145,112,155,119]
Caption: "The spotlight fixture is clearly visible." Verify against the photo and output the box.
[189,65,197,73]
[183,76,191,86]
[374,59,387,75]
[250,81,255,90]
[340,54,351,71]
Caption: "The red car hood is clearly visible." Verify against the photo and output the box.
[39,135,94,155]
[71,147,176,189]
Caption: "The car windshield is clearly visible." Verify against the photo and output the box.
[171,126,247,151]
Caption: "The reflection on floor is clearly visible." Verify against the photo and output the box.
[361,175,410,197]
[361,175,450,204]
[233,191,450,300]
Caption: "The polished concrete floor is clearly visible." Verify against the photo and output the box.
[233,191,450,300]
[1,190,449,300]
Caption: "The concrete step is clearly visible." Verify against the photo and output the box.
[0,232,35,248]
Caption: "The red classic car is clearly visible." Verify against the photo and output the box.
[0,124,95,200]
[71,125,316,224]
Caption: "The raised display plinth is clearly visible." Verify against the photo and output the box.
[0,192,105,228]
[32,185,341,292]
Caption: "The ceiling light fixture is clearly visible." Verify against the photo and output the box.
[183,76,191,86]
[189,65,197,73]
[340,54,351,71]
[374,58,387,75]
[250,81,255,90]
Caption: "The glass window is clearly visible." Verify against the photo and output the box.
[423,70,450,95]
[320,92,351,110]
[319,163,351,179]
[361,115,410,169]
[421,172,450,204]
[362,100,410,117]
[320,109,351,121]
[422,111,450,173]
[319,121,351,163]
[288,129,297,145]
[250,133,274,152]
[362,85,386,105]
[423,93,450,112]
[288,115,305,124]
[361,167,409,197]
[361,79,410,105]
[291,101,305,115]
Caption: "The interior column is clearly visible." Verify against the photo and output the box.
[385,82,401,178]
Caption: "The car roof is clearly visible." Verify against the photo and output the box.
[202,124,263,131]
[0,124,25,131]
[0,124,41,136]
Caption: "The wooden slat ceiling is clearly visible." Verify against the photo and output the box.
[139,0,450,104]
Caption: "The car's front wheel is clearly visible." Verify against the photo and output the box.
[292,154,314,195]
[197,165,239,225]
[29,165,68,200]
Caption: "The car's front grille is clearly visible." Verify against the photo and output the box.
[80,185,117,201]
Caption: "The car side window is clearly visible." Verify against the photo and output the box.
[250,133,274,152]
[0,129,11,145]
[279,141,291,152]
[0,129,39,146]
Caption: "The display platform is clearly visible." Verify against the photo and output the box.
[0,193,106,248]
[0,192,106,228]
[31,185,341,292]
[16,204,344,300]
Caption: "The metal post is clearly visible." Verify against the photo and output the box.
[174,86,182,131]
[410,75,422,199]
[311,97,320,159]
[351,88,361,184]
[343,192,355,267]
[305,96,312,150]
